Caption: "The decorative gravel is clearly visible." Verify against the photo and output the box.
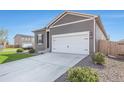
[55,56,124,82]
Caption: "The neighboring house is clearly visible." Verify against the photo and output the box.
[33,11,108,54]
[14,34,34,48]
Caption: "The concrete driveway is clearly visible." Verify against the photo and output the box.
[0,53,87,82]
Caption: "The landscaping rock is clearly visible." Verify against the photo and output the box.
[55,56,124,82]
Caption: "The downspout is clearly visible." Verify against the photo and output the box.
[46,28,50,52]
[93,18,96,53]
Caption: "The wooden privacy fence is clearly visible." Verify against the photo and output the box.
[99,40,124,57]
[6,45,20,48]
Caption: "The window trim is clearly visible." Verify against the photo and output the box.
[37,34,44,45]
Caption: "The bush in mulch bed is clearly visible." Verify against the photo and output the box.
[29,49,35,54]
[16,48,24,53]
[92,52,105,65]
[67,67,99,82]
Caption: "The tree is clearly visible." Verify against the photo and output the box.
[0,28,8,43]
[0,28,8,50]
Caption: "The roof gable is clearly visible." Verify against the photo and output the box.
[46,11,108,39]
[48,11,96,28]
[53,14,89,26]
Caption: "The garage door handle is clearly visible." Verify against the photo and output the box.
[67,45,69,48]
[84,49,88,51]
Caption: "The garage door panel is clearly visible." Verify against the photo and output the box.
[52,37,68,53]
[66,35,89,54]
[52,32,89,54]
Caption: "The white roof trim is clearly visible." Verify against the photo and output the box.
[47,11,66,28]
[47,11,97,28]
[67,11,98,18]
[49,13,69,27]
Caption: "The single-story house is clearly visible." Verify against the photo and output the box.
[33,11,108,55]
[14,34,34,48]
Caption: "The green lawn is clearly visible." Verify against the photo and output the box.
[0,48,33,64]
[2,48,19,52]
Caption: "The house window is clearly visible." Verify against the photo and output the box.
[22,37,24,41]
[28,37,30,41]
[24,38,26,41]
[37,34,44,45]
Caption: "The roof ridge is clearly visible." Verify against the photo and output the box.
[65,11,98,17]
[15,34,34,37]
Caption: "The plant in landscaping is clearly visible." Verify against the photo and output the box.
[92,52,105,65]
[67,67,99,82]
[16,48,24,53]
[29,49,35,53]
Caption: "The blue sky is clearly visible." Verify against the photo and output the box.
[0,10,124,44]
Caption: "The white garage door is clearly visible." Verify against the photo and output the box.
[52,31,89,54]
[22,43,33,48]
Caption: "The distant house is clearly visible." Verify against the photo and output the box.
[14,34,34,48]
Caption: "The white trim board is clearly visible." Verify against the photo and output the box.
[50,18,94,28]
[47,12,66,28]
[52,31,90,38]
[67,11,98,18]
[93,19,96,53]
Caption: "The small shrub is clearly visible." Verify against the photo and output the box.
[92,52,105,65]
[16,48,24,53]
[118,54,124,56]
[67,67,99,82]
[29,49,35,53]
[23,47,33,50]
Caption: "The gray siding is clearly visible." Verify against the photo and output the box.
[34,30,47,52]
[50,20,94,54]
[53,14,88,26]
[95,23,107,52]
